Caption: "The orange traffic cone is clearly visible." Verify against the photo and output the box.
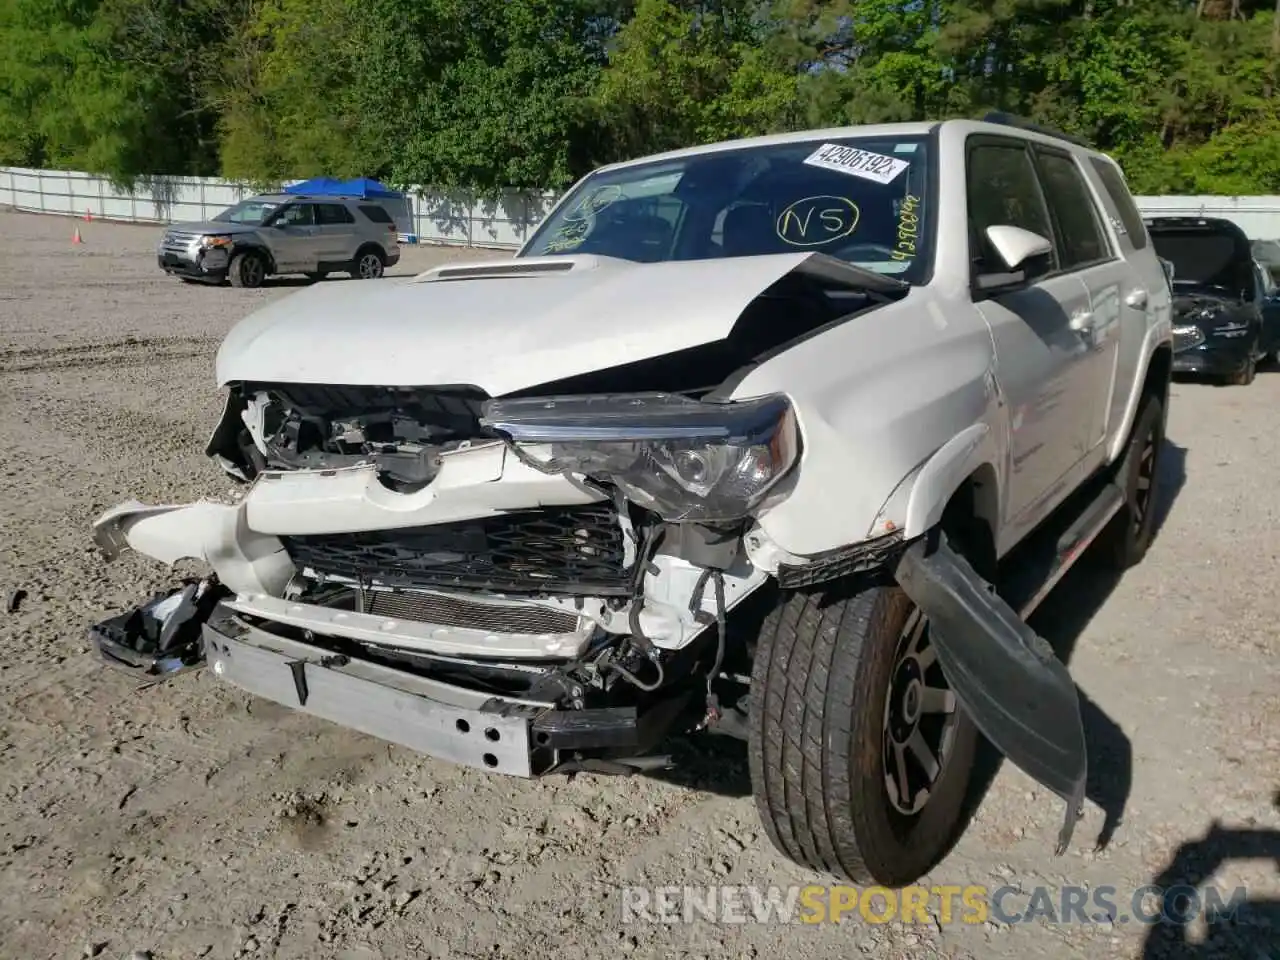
[72,226,83,244]
[84,208,93,222]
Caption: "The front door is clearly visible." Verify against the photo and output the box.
[965,136,1096,550]
[265,202,320,271]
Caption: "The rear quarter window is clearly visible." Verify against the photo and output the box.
[359,205,394,224]
[1088,158,1149,250]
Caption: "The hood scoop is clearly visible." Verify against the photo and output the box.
[414,254,630,284]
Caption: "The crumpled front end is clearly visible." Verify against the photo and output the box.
[93,380,812,755]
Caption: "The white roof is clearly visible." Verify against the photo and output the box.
[597,122,940,173]
[595,118,1106,175]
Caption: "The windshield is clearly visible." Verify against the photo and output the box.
[521,135,934,283]
[213,198,281,225]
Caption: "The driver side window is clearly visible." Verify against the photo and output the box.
[270,203,314,227]
[967,141,1057,275]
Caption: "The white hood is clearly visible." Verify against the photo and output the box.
[214,252,891,395]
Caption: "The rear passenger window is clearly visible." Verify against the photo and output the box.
[1088,158,1149,250]
[316,203,355,225]
[1034,151,1109,268]
[966,142,1056,273]
[359,204,394,224]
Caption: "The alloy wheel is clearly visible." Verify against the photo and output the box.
[241,256,264,287]
[1132,429,1157,536]
[882,605,960,816]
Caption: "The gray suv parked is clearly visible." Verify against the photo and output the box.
[157,193,402,288]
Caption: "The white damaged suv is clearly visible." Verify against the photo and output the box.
[93,114,1173,885]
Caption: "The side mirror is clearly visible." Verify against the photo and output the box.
[973,225,1054,297]
[986,225,1053,271]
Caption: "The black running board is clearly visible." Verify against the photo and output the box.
[892,480,1125,856]
[1002,480,1126,619]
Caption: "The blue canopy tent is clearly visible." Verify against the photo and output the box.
[283,176,403,200]
[282,177,416,241]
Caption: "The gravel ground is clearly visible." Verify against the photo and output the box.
[0,210,1277,960]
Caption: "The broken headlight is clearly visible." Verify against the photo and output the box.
[480,393,799,522]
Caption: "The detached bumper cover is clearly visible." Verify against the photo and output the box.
[894,533,1087,854]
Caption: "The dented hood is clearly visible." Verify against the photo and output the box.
[214,252,901,395]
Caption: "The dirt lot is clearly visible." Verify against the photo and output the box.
[1,210,1277,960]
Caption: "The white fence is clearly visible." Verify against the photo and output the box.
[3,165,1280,248]
[0,166,559,249]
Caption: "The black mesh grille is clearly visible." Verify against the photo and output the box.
[281,504,630,596]
[363,590,581,634]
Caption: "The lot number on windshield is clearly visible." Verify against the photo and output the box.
[803,144,910,185]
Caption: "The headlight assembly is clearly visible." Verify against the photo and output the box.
[200,235,234,249]
[480,393,800,522]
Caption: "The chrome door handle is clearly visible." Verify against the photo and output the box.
[1125,288,1148,309]
[1069,310,1094,332]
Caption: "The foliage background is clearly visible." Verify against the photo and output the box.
[2,0,1278,194]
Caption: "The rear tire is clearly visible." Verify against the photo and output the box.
[228,251,266,289]
[352,248,385,280]
[747,580,978,885]
[1098,393,1164,569]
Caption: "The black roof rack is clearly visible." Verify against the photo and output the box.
[980,112,1093,149]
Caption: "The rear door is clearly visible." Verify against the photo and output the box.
[1027,147,1128,465]
[965,135,1096,550]
[314,202,359,265]
[1079,156,1171,459]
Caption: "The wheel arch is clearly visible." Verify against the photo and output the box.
[232,242,276,274]
[938,463,999,578]
[874,422,1003,546]
[1108,337,1172,462]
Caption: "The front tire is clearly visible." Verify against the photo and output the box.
[747,581,978,885]
[228,251,266,289]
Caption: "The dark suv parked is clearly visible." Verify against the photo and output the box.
[1146,216,1278,385]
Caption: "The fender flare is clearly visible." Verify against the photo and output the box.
[872,422,1000,541]
[1106,324,1173,463]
